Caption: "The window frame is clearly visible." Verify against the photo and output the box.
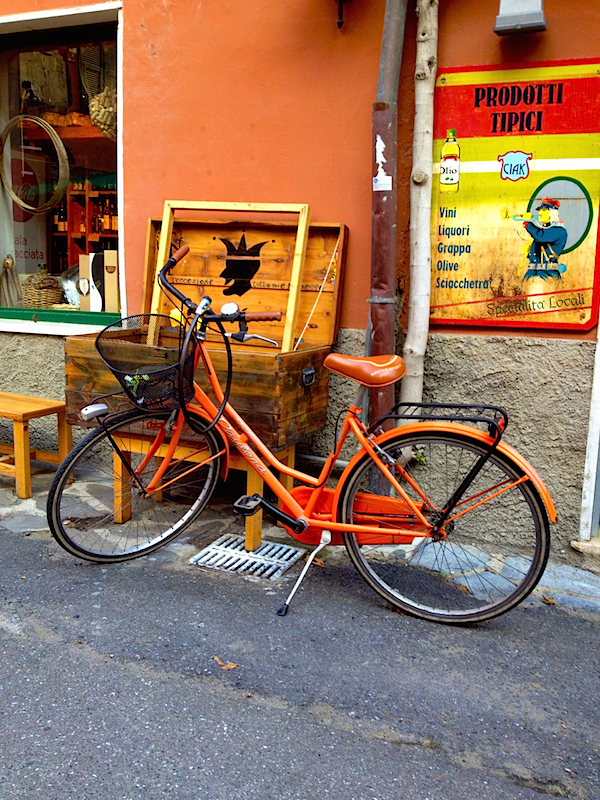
[0,2,124,335]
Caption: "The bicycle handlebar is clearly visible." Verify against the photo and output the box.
[244,311,282,322]
[158,247,283,326]
[158,245,195,310]
[170,245,190,263]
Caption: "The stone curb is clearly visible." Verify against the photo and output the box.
[529,561,600,614]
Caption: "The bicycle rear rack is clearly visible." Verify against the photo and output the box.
[369,402,510,539]
[370,401,508,441]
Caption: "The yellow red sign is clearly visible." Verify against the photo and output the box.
[430,60,600,330]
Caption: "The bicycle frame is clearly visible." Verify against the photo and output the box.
[190,343,426,542]
[119,334,556,551]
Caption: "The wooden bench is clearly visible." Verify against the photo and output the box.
[0,392,72,498]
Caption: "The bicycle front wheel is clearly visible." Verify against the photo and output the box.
[337,428,550,624]
[47,409,222,562]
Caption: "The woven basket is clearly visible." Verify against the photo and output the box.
[95,314,195,411]
[22,266,64,309]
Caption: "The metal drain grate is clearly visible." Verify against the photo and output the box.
[189,534,305,580]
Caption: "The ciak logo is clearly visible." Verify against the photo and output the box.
[498,151,533,182]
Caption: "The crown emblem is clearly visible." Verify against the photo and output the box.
[219,234,268,296]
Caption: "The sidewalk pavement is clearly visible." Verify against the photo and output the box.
[2,461,600,619]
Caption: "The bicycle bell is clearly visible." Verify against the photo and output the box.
[220,302,239,318]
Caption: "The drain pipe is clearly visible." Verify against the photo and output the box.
[368,0,409,425]
[297,452,350,473]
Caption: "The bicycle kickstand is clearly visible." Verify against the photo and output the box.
[277,530,332,616]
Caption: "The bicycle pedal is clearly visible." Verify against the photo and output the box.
[232,494,263,517]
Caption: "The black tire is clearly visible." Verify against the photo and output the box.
[47,409,222,562]
[337,428,550,624]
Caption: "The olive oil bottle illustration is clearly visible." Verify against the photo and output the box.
[440,129,460,193]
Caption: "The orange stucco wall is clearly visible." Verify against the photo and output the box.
[121,0,386,327]
[1,0,599,331]
[1,0,387,329]
[438,0,600,68]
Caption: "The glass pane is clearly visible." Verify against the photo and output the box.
[0,36,118,316]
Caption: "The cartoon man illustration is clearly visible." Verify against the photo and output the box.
[522,197,568,280]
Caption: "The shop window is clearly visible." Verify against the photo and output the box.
[0,24,119,326]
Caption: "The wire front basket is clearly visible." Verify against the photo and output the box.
[95,314,196,411]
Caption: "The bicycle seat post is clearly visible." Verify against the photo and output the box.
[351,386,368,425]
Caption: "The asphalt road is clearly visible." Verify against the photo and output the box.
[0,485,599,800]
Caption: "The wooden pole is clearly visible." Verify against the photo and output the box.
[399,0,439,407]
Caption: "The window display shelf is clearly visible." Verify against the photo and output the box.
[49,175,118,273]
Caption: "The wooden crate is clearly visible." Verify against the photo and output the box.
[144,211,345,351]
[65,211,346,451]
[65,335,331,450]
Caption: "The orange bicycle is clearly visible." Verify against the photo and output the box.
[47,246,555,624]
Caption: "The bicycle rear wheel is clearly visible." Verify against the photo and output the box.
[337,428,550,624]
[47,408,222,562]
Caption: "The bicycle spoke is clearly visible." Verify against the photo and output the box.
[48,410,221,562]
[339,430,549,623]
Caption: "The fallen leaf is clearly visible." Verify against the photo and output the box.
[303,554,326,568]
[542,595,556,605]
[457,585,471,595]
[214,656,238,670]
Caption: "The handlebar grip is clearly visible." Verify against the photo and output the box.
[171,245,190,263]
[160,245,193,309]
[244,311,282,322]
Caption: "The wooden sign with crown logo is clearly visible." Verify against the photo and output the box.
[65,201,347,452]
